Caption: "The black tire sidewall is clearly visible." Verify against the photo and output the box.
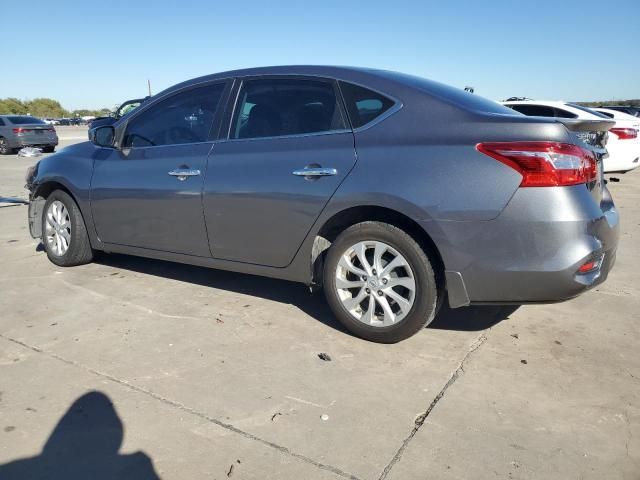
[42,191,84,266]
[324,222,437,343]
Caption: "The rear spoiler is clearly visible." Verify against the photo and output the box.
[555,119,615,149]
[555,118,615,133]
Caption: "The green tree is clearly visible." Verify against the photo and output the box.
[0,98,28,114]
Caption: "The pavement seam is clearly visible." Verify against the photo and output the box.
[1,334,362,480]
[377,332,488,480]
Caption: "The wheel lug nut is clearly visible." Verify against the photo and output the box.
[382,278,388,285]
[362,276,367,281]
[377,290,383,296]
[372,269,377,275]
[365,288,371,294]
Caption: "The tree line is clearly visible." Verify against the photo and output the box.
[578,99,640,107]
[0,98,111,118]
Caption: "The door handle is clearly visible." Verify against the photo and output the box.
[292,167,338,177]
[168,168,201,181]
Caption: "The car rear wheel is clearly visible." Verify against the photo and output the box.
[0,137,12,155]
[42,190,94,267]
[42,146,55,153]
[323,221,438,343]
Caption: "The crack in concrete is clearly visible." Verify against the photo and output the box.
[1,334,362,480]
[377,332,488,480]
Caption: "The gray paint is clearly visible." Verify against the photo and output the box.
[26,66,619,308]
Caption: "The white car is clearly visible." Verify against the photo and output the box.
[502,100,640,173]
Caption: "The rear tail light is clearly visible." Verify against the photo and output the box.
[12,128,25,134]
[476,142,598,187]
[609,128,638,140]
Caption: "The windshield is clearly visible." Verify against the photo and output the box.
[7,116,46,125]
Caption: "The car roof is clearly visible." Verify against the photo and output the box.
[155,65,514,116]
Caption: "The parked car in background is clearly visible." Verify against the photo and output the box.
[0,115,58,154]
[503,100,640,173]
[89,97,149,130]
[57,118,71,126]
[26,66,619,343]
[598,105,640,118]
[43,118,60,125]
[593,107,640,125]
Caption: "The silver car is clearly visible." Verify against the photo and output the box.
[25,66,619,343]
[0,115,58,154]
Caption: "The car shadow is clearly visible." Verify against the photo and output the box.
[0,391,161,479]
[92,252,518,334]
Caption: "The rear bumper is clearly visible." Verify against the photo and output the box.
[8,136,58,148]
[434,185,619,307]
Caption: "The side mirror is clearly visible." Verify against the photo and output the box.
[89,126,116,148]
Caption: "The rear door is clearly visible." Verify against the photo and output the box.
[202,76,356,267]
[91,81,229,256]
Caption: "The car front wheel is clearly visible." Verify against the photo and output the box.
[42,190,94,267]
[323,221,438,343]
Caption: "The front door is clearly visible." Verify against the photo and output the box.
[91,81,227,257]
[203,77,357,267]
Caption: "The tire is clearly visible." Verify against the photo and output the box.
[41,190,94,267]
[323,221,438,343]
[0,137,12,155]
[42,146,55,153]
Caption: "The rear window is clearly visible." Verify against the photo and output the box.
[596,110,614,118]
[6,116,45,125]
[507,104,556,117]
[339,82,395,128]
[0,119,5,126]
[566,103,611,119]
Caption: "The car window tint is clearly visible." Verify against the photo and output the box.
[0,119,5,126]
[552,108,578,119]
[596,110,614,118]
[232,79,345,139]
[339,82,395,128]
[123,83,225,148]
[507,104,555,117]
[6,116,45,125]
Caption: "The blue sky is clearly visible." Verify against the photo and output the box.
[3,0,638,110]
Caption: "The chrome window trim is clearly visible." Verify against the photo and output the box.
[122,140,216,151]
[217,129,352,144]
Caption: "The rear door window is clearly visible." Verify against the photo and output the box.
[231,78,345,139]
[339,82,395,128]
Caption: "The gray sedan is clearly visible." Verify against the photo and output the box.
[24,66,619,343]
[0,115,58,154]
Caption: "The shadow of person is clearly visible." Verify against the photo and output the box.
[0,391,160,480]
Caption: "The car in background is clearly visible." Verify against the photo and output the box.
[89,97,149,130]
[0,115,58,155]
[502,100,640,173]
[593,107,640,126]
[25,66,619,343]
[43,118,60,125]
[598,105,640,118]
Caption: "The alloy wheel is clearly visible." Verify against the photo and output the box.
[335,240,416,327]
[44,200,71,256]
